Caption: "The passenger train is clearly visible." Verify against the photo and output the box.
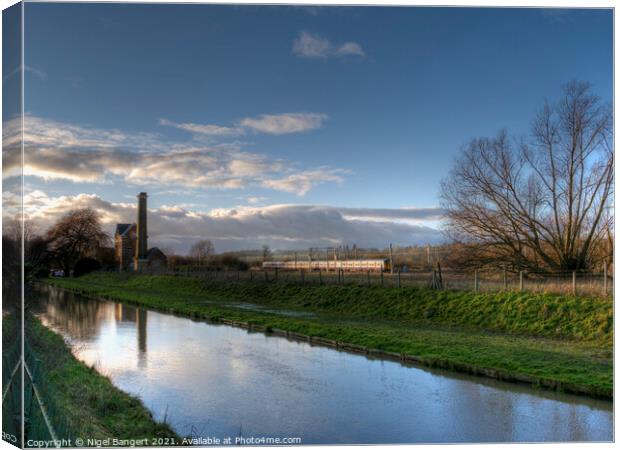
[262,259,390,272]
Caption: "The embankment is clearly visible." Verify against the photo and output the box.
[47,273,613,399]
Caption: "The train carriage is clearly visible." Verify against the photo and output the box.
[262,259,389,272]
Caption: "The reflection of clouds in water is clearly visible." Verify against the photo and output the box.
[34,286,613,444]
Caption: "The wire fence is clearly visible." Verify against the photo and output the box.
[3,339,21,445]
[2,335,74,447]
[163,267,612,297]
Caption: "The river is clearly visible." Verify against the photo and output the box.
[32,285,613,444]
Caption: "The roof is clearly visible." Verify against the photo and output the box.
[115,223,135,236]
[147,247,167,259]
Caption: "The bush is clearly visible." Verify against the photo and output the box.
[73,258,102,277]
[219,254,249,271]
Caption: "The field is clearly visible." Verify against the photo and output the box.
[47,273,613,399]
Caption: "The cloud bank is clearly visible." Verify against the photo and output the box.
[12,191,444,253]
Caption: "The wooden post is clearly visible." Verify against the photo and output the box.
[519,271,523,292]
[474,269,478,292]
[264,270,268,282]
[367,270,371,287]
[341,269,345,285]
[319,269,322,286]
[397,270,401,288]
[380,270,384,287]
[503,266,507,289]
[274,267,278,282]
[250,271,253,282]
[603,261,608,295]
[389,243,394,274]
[572,271,576,296]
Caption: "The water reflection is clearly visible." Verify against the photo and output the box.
[32,285,613,444]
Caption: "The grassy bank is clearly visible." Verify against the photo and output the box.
[25,314,180,442]
[48,273,613,399]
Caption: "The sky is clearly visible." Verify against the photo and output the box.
[2,4,613,253]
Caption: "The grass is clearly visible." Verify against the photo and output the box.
[47,272,613,399]
[24,313,180,442]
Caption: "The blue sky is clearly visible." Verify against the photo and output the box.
[8,4,613,252]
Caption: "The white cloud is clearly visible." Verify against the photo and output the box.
[18,193,444,253]
[3,115,343,196]
[262,168,346,196]
[292,31,366,59]
[334,41,365,57]
[158,118,241,136]
[161,113,327,137]
[240,113,327,135]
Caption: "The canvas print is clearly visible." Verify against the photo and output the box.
[2,2,614,447]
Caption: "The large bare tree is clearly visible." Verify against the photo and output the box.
[46,208,110,274]
[441,81,613,271]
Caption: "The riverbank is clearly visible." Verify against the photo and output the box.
[25,313,180,443]
[47,273,613,399]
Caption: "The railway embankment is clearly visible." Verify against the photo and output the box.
[47,272,612,399]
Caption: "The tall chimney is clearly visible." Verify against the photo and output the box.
[136,192,148,260]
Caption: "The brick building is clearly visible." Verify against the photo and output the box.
[114,192,167,272]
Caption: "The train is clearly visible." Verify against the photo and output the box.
[262,259,390,272]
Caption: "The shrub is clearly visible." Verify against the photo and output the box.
[73,258,102,277]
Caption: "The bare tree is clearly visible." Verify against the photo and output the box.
[190,240,215,266]
[262,245,272,262]
[46,208,110,274]
[441,81,613,271]
[3,218,52,286]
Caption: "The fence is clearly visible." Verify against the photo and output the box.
[166,267,612,297]
[2,335,74,447]
[3,339,21,445]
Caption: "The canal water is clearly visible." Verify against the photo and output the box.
[32,285,613,444]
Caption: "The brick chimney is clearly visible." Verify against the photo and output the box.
[136,192,148,261]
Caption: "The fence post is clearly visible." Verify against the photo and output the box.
[572,271,576,296]
[274,267,278,282]
[389,243,394,274]
[604,261,608,295]
[319,269,322,286]
[300,270,304,285]
[474,269,478,292]
[380,270,384,287]
[264,270,268,282]
[367,270,371,287]
[237,270,240,282]
[519,271,523,292]
[341,269,345,285]
[503,267,507,289]
[397,270,401,288]
[250,271,253,282]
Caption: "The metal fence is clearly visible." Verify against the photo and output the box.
[2,335,74,447]
[164,267,612,297]
[3,339,21,445]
